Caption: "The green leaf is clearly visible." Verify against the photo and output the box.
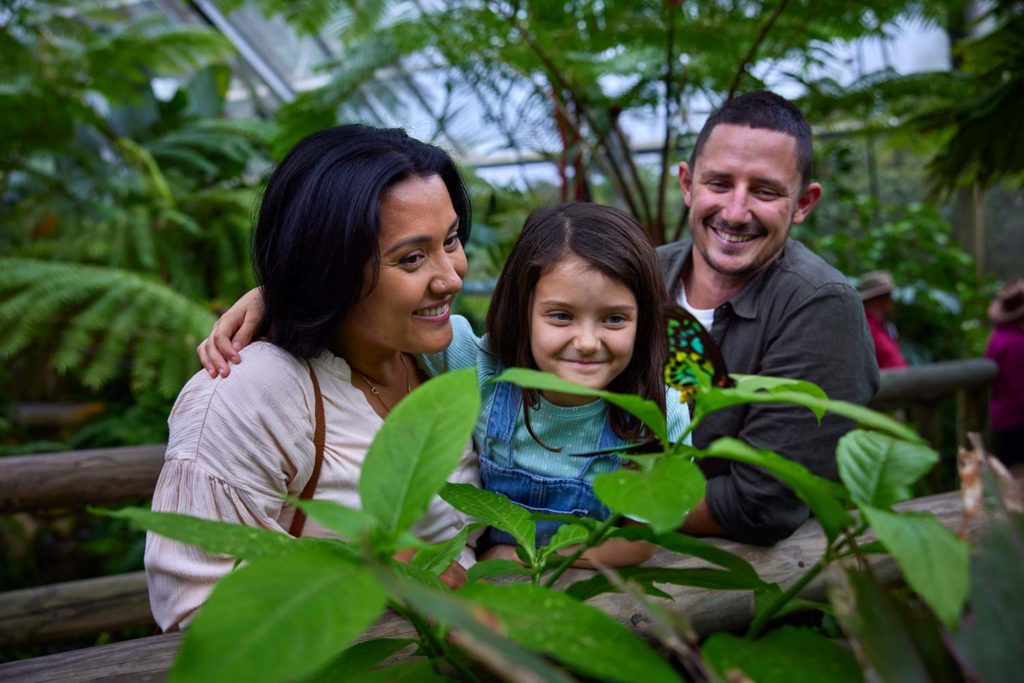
[703,438,853,542]
[540,522,590,556]
[458,583,683,683]
[702,627,861,683]
[340,660,436,683]
[567,566,765,601]
[495,368,668,444]
[99,506,294,559]
[837,430,938,507]
[379,570,574,683]
[733,374,829,400]
[611,527,765,583]
[441,482,536,556]
[830,569,933,683]
[467,558,533,582]
[951,512,1024,683]
[593,457,705,534]
[861,506,969,629]
[297,639,415,682]
[171,548,387,683]
[411,526,470,577]
[291,498,377,540]
[694,388,922,443]
[360,368,480,541]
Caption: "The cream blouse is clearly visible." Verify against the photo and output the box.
[144,342,480,630]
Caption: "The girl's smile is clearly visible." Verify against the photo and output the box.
[529,254,638,406]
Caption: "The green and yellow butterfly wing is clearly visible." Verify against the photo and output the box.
[665,306,735,402]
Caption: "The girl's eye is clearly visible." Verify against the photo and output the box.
[547,311,572,323]
[604,314,628,326]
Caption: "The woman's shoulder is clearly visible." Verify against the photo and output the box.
[172,342,312,419]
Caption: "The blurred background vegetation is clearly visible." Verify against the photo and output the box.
[0,0,1021,635]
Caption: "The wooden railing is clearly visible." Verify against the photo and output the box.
[871,358,998,451]
[0,358,1001,680]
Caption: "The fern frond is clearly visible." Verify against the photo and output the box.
[0,258,216,396]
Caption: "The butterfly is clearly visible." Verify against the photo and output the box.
[665,305,735,402]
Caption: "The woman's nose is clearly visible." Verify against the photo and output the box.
[430,252,465,295]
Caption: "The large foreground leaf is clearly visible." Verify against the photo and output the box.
[441,482,536,555]
[837,430,938,507]
[172,547,387,683]
[360,368,479,542]
[702,626,861,683]
[703,438,852,541]
[459,582,683,683]
[100,507,294,559]
[496,368,668,444]
[593,456,705,534]
[861,506,968,629]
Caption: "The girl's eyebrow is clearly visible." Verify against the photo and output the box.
[382,218,459,256]
[537,299,637,312]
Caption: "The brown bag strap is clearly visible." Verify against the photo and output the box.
[288,360,325,537]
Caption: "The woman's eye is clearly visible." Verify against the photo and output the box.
[444,234,460,250]
[400,253,425,267]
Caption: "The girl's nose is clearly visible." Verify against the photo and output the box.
[574,326,600,354]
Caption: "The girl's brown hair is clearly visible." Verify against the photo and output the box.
[486,202,669,442]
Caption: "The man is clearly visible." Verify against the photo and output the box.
[857,270,909,369]
[660,91,879,544]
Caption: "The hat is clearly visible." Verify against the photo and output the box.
[989,279,1024,324]
[857,271,895,301]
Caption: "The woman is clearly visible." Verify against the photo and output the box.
[145,125,480,631]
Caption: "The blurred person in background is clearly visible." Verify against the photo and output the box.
[986,279,1024,471]
[858,271,908,370]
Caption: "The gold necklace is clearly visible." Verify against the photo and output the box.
[358,354,412,413]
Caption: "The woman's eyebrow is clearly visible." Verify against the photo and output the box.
[382,218,459,256]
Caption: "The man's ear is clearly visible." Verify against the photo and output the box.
[792,182,822,224]
[678,161,694,207]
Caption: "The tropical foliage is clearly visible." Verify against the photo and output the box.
[110,366,1021,681]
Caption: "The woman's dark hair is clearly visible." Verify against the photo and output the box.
[486,202,669,441]
[252,125,471,358]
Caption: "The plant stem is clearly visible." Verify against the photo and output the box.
[542,514,620,588]
[746,558,825,639]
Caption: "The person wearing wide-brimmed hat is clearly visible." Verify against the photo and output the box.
[986,279,1024,468]
[857,271,908,370]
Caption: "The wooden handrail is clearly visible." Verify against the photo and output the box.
[1,484,1013,683]
[0,445,165,514]
[872,358,997,404]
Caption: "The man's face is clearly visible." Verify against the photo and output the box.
[679,124,821,283]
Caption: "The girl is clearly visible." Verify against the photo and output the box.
[420,202,689,566]
[199,203,689,568]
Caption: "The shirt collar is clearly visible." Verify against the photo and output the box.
[678,238,790,321]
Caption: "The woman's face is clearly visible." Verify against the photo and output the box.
[337,174,467,359]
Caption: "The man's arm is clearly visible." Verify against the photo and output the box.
[702,285,879,544]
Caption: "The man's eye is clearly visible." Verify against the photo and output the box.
[707,180,729,190]
[754,188,780,199]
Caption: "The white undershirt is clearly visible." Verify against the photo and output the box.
[677,285,715,331]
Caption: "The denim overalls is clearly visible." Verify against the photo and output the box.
[480,382,625,548]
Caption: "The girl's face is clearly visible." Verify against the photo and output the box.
[529,254,638,406]
[336,174,466,359]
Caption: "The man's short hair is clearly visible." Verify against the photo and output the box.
[689,91,814,187]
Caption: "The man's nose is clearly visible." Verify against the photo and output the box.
[720,189,752,225]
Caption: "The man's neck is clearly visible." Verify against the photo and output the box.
[682,246,752,309]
